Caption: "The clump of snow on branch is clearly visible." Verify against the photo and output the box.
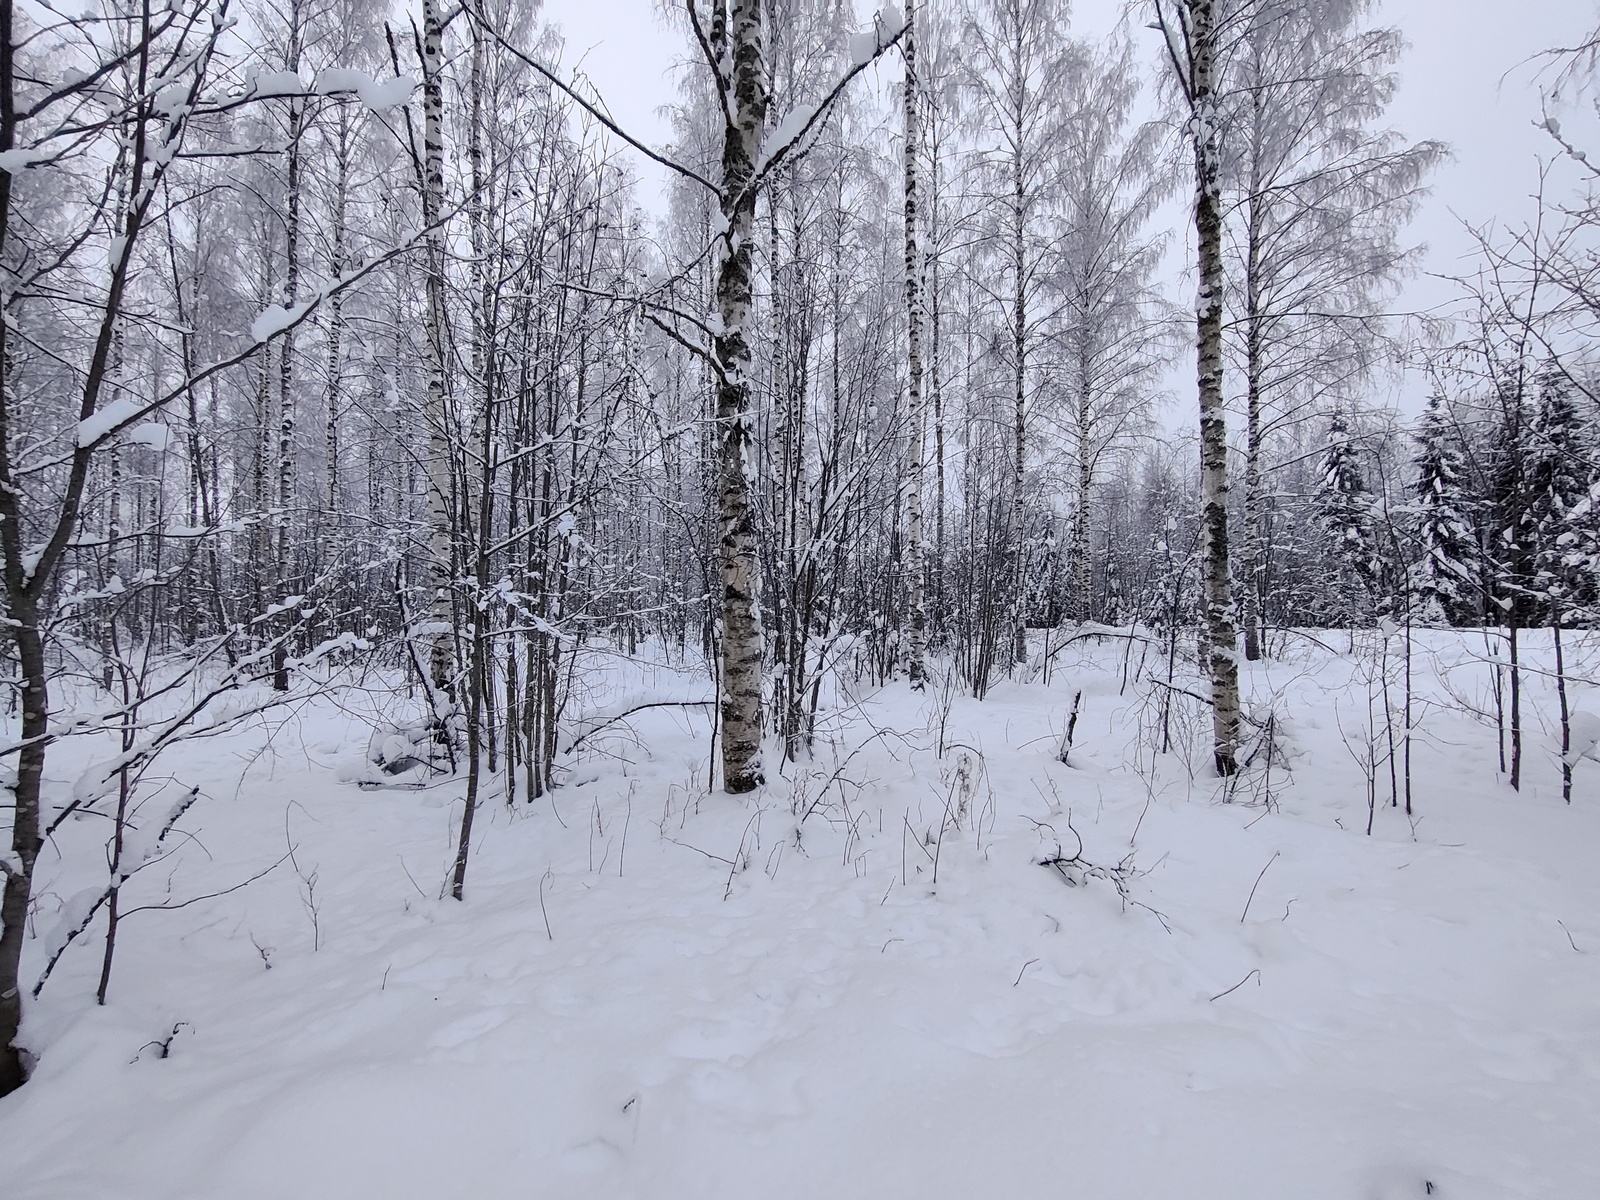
[0,149,47,173]
[250,299,314,343]
[848,5,907,67]
[313,68,416,111]
[75,397,143,447]
[243,67,416,112]
[758,103,818,170]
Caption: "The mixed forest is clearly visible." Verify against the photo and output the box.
[4,0,1600,1158]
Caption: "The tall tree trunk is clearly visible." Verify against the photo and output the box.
[272,63,303,692]
[930,163,945,638]
[1009,133,1028,669]
[712,0,769,793]
[902,0,926,690]
[325,108,350,520]
[0,601,43,1097]
[1240,51,1265,664]
[0,0,34,1090]
[1508,620,1522,791]
[1242,333,1264,662]
[421,0,454,713]
[451,21,497,894]
[1189,0,1241,774]
[1073,341,1091,623]
[1556,618,1571,804]
[251,234,274,623]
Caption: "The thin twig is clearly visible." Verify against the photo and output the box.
[539,868,554,941]
[120,853,289,916]
[1208,968,1261,1002]
[1240,851,1280,923]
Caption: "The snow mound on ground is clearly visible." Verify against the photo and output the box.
[1565,708,1600,764]
[330,716,448,786]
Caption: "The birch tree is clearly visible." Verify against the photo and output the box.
[1051,30,1169,624]
[902,0,927,688]
[962,0,1074,672]
[1153,0,1241,776]
[420,0,455,715]
[1225,0,1443,660]
[673,1,905,789]
[0,0,413,1094]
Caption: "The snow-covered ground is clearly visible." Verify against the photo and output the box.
[4,631,1599,1199]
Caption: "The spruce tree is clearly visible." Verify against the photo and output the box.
[1526,371,1594,622]
[1317,409,1378,623]
[1524,368,1593,803]
[1410,393,1478,626]
[1486,390,1538,628]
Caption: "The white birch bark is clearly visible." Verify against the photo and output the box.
[1009,122,1028,669]
[421,0,454,711]
[271,4,304,691]
[902,0,927,690]
[1074,355,1092,622]
[324,106,350,516]
[713,0,769,793]
[1188,0,1242,774]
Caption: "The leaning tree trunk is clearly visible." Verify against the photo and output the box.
[0,0,154,1088]
[1189,0,1241,775]
[0,602,44,1098]
[712,0,770,794]
[901,0,927,690]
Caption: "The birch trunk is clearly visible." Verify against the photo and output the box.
[1189,0,1241,774]
[902,0,927,690]
[1009,139,1028,669]
[271,18,303,692]
[1073,345,1091,622]
[930,168,945,633]
[325,107,351,518]
[421,0,455,711]
[713,0,768,793]
[1241,81,1265,663]
[0,0,164,1090]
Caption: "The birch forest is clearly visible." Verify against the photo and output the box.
[4,0,1600,1194]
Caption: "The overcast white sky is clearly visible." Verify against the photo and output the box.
[536,0,1597,407]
